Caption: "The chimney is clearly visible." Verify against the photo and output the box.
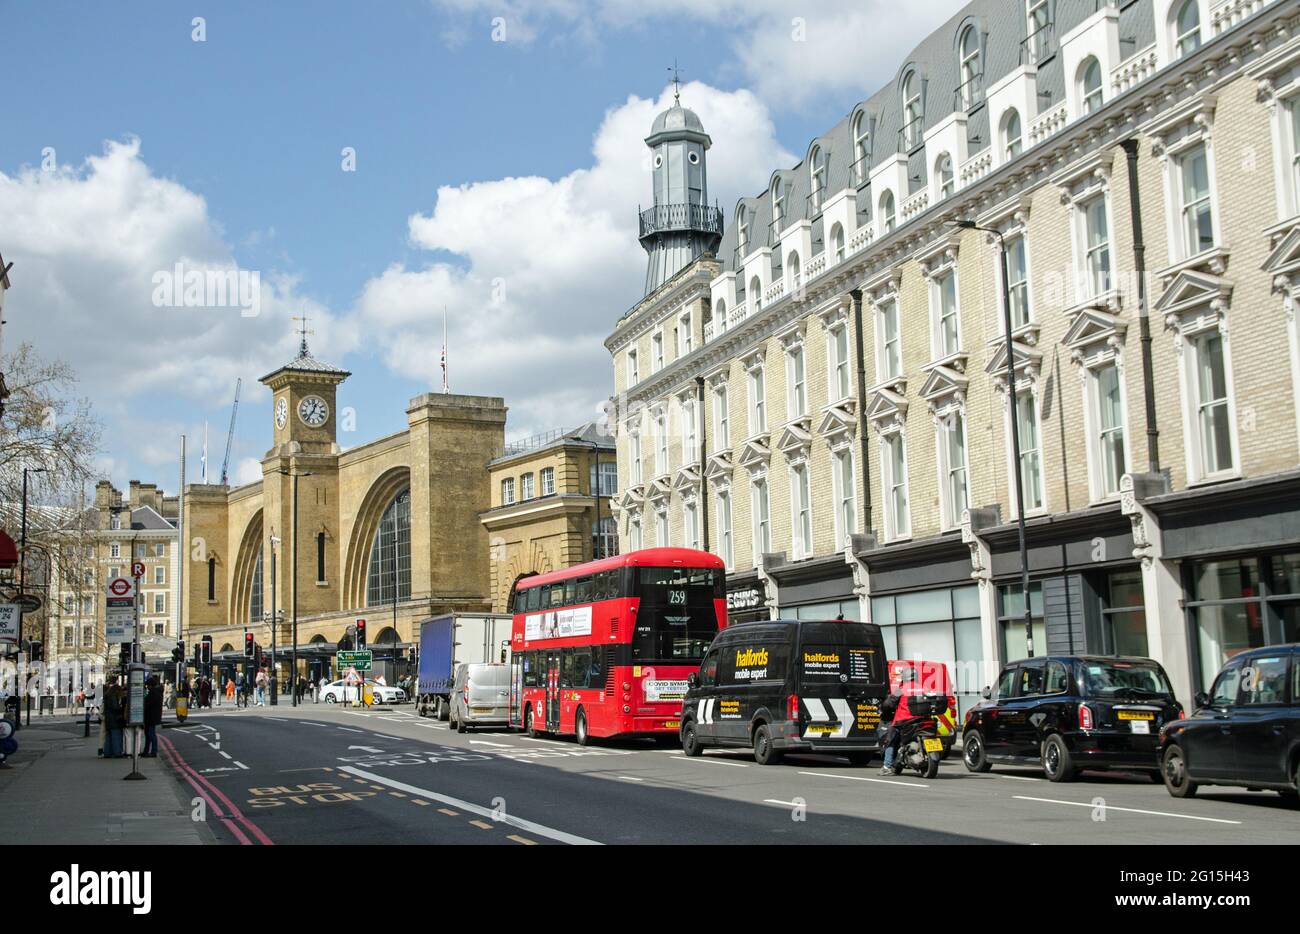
[94,480,116,508]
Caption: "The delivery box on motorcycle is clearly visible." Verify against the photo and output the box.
[680,618,889,766]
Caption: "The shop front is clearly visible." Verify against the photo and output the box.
[724,571,770,626]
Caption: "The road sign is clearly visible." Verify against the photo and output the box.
[336,650,372,671]
[17,594,41,615]
[107,577,136,600]
[0,604,19,644]
[131,561,145,578]
[343,667,362,684]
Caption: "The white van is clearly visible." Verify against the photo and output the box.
[448,663,511,732]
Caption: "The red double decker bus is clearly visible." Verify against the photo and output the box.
[508,548,727,743]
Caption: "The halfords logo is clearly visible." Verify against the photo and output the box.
[49,864,151,914]
[735,647,769,667]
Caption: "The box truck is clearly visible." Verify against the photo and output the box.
[415,613,511,720]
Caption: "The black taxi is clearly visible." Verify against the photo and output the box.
[679,619,889,765]
[962,655,1183,782]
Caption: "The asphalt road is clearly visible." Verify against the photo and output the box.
[161,703,1300,845]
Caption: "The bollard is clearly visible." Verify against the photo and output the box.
[84,704,91,738]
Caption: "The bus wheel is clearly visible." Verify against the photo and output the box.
[575,709,591,746]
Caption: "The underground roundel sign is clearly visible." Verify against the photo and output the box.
[108,578,133,597]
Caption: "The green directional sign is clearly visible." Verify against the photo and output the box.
[336,650,373,671]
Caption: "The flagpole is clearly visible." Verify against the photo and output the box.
[442,306,448,394]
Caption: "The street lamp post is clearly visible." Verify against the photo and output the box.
[268,533,279,705]
[19,466,47,727]
[951,219,1036,658]
[279,469,312,708]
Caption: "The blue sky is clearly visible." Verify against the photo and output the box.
[1,0,964,490]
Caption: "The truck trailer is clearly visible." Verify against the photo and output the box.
[415,613,512,720]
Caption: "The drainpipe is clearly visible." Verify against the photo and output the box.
[850,289,873,535]
[1121,139,1161,474]
[696,375,709,552]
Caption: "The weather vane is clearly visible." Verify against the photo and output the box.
[291,314,313,353]
[669,59,682,104]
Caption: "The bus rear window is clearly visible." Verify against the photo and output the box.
[635,567,723,605]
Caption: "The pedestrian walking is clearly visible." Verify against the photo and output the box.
[255,668,269,706]
[199,677,211,709]
[142,676,163,757]
[226,677,235,703]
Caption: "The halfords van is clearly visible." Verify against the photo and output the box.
[680,619,889,765]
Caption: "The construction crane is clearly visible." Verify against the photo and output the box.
[219,378,241,486]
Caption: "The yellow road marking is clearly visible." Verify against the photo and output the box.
[469,819,493,830]
[508,834,537,845]
[437,808,459,817]
[412,799,429,806]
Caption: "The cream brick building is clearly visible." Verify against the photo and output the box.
[480,423,617,612]
[607,0,1300,710]
[182,337,506,687]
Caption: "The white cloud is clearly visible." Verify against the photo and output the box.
[234,457,264,487]
[0,139,348,404]
[429,0,969,109]
[355,82,793,438]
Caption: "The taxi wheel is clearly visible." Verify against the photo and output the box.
[575,710,590,746]
[1162,745,1197,798]
[752,724,783,766]
[962,730,992,773]
[1042,734,1076,782]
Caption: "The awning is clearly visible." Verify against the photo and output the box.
[0,529,17,570]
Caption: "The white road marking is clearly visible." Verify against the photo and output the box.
[798,770,929,789]
[338,727,365,733]
[618,775,645,782]
[263,717,288,722]
[1012,795,1242,825]
[763,798,802,807]
[340,766,602,845]
[519,736,570,747]
[372,734,403,741]
[666,754,748,768]
[347,745,385,754]
[467,739,517,748]
[234,761,249,770]
[219,750,232,760]
[997,774,1043,782]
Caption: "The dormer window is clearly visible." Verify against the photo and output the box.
[1173,0,1201,59]
[737,206,750,251]
[902,72,922,149]
[937,153,954,199]
[1026,0,1052,63]
[809,146,827,212]
[1080,57,1103,114]
[959,25,982,108]
[852,111,872,183]
[772,180,786,225]
[880,191,896,234]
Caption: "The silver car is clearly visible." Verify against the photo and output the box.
[448,663,511,733]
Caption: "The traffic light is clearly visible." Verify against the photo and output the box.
[172,640,184,663]
[355,618,367,650]
[200,636,212,666]
[244,632,254,658]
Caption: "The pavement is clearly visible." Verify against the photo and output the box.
[153,701,1300,845]
[0,717,215,845]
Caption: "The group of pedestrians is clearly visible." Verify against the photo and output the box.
[97,674,163,759]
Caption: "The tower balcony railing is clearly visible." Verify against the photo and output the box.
[638,202,725,238]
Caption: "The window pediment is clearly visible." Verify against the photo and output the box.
[672,464,702,498]
[918,362,969,413]
[1063,308,1127,367]
[705,451,734,481]
[984,339,1042,389]
[1263,222,1300,284]
[615,487,645,511]
[817,401,858,449]
[737,435,772,472]
[1153,268,1233,330]
[866,385,908,433]
[776,418,813,460]
[647,475,673,504]
[915,230,963,278]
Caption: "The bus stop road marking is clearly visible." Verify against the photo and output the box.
[508,834,537,845]
[339,766,603,845]
[1011,795,1242,824]
[469,819,493,830]
[798,770,929,789]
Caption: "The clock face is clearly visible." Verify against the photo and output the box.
[298,395,329,428]
[275,398,288,430]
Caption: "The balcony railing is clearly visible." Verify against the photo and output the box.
[1020,20,1056,65]
[1110,43,1157,95]
[637,202,724,239]
[727,302,749,330]
[953,72,985,111]
[900,188,930,223]
[851,154,872,187]
[959,150,993,187]
[1211,0,1264,34]
[1028,100,1068,146]
[897,115,925,153]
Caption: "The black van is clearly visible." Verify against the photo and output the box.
[679,619,889,765]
